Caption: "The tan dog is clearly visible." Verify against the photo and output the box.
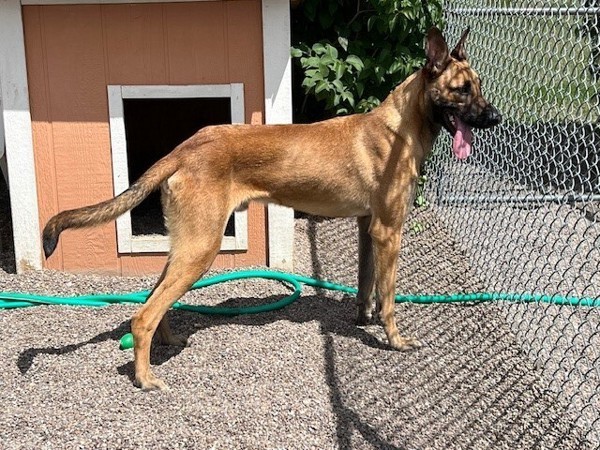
[43,27,501,390]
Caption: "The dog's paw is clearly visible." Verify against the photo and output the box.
[167,334,188,347]
[389,335,422,351]
[135,373,169,391]
[355,313,374,326]
[156,333,188,347]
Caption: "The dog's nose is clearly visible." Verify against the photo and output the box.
[484,104,502,127]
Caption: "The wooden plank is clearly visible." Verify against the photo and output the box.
[23,6,63,270]
[102,4,166,85]
[39,5,118,273]
[164,2,228,84]
[235,203,266,267]
[120,254,167,277]
[226,0,263,123]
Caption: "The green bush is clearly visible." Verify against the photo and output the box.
[291,0,443,120]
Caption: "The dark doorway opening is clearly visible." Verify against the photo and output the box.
[123,97,235,237]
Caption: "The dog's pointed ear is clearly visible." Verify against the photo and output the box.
[451,27,470,61]
[424,27,450,78]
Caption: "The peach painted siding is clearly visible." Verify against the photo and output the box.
[23,1,267,275]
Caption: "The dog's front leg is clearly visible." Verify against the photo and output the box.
[371,219,421,351]
[356,215,376,325]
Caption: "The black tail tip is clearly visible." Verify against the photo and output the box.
[42,232,59,258]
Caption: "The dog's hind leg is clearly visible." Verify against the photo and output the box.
[149,184,190,348]
[131,258,211,390]
[356,215,376,325]
[147,262,188,348]
[130,173,227,390]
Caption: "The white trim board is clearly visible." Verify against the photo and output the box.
[262,0,294,271]
[0,0,42,272]
[107,83,248,254]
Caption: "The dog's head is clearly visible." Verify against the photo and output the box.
[424,27,501,159]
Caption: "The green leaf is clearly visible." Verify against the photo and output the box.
[304,69,321,80]
[387,59,404,75]
[415,195,428,207]
[411,222,425,234]
[301,77,316,89]
[318,63,330,78]
[367,96,381,107]
[389,14,398,32]
[332,79,344,92]
[302,56,320,68]
[320,55,335,67]
[374,66,385,84]
[367,16,378,32]
[341,91,355,107]
[396,45,409,55]
[334,61,346,80]
[401,7,416,21]
[346,55,364,72]
[325,95,335,109]
[355,81,365,98]
[290,47,303,58]
[326,44,338,60]
[337,36,349,51]
[315,80,329,94]
[312,42,327,55]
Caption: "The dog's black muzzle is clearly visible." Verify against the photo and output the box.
[464,104,502,129]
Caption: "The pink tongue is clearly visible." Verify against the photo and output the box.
[452,117,473,160]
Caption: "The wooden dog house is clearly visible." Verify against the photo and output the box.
[0,0,294,275]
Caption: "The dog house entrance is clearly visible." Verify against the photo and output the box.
[124,97,233,236]
[108,84,247,253]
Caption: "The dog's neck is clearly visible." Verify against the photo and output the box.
[370,69,441,162]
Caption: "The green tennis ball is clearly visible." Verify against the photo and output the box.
[119,333,134,350]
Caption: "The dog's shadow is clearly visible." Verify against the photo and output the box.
[17,292,410,449]
[17,292,389,382]
[17,320,132,375]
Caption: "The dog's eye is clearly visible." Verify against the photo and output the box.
[458,81,471,95]
[450,81,471,95]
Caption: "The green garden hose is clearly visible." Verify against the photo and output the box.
[1,269,598,350]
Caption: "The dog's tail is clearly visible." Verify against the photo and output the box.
[42,155,178,258]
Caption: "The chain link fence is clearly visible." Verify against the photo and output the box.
[424,0,600,445]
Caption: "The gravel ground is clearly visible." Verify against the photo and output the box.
[430,158,600,446]
[0,173,595,448]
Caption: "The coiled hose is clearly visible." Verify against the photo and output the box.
[1,269,598,349]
